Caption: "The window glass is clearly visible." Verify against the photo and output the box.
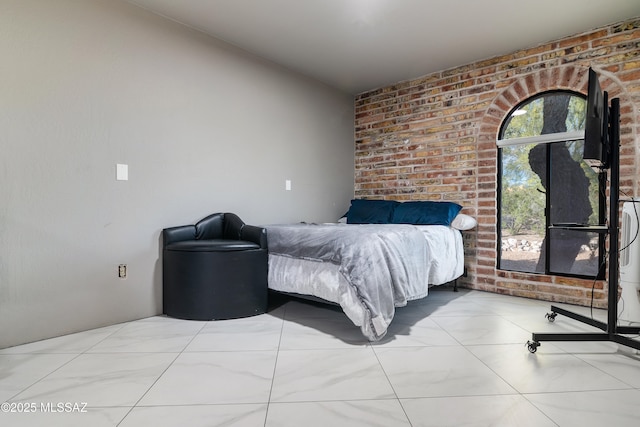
[499,142,546,273]
[498,92,604,278]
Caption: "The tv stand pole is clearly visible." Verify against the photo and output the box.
[526,98,640,353]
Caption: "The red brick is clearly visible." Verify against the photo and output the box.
[353,17,640,308]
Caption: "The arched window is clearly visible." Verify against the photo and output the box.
[497,91,605,278]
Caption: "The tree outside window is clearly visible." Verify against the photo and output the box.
[498,91,604,278]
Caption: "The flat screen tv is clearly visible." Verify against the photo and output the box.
[583,67,609,168]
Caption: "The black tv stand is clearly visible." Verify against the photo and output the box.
[527,98,640,353]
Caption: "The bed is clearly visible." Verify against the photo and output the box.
[265,199,474,341]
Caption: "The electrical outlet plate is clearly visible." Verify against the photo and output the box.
[118,264,127,279]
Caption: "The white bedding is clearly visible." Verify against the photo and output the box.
[267,223,463,340]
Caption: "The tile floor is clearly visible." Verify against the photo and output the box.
[1,287,639,426]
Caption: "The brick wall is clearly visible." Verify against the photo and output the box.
[354,18,640,307]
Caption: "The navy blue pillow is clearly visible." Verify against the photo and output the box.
[346,199,399,224]
[391,201,462,225]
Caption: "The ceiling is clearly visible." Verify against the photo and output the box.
[128,0,640,94]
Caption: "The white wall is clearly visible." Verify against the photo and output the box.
[0,0,355,348]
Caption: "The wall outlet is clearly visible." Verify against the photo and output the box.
[118,264,127,279]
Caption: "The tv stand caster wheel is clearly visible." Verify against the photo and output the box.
[526,341,540,353]
[545,312,557,322]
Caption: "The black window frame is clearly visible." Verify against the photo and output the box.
[497,90,606,280]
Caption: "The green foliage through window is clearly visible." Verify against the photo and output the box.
[498,91,603,277]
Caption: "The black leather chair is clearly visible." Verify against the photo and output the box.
[162,213,268,320]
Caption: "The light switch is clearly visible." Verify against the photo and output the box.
[116,164,128,181]
[285,180,291,191]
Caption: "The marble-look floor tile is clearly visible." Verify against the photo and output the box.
[87,317,205,353]
[575,351,640,388]
[389,304,432,324]
[502,312,604,336]
[139,351,277,405]
[374,346,516,398]
[4,290,639,427]
[468,343,631,393]
[526,389,640,427]
[551,340,628,354]
[432,315,530,345]
[270,348,395,402]
[119,404,267,427]
[372,315,458,347]
[185,315,283,352]
[550,338,640,357]
[11,353,176,407]
[266,400,411,427]
[401,395,557,427]
[0,354,78,402]
[419,300,498,317]
[474,295,549,317]
[0,325,124,354]
[549,302,609,323]
[0,406,130,427]
[414,287,469,302]
[278,316,369,349]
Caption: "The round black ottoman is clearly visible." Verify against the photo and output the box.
[163,240,268,320]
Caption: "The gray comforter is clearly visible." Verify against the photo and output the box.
[266,223,430,340]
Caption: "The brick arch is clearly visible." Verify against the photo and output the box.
[592,70,640,196]
[481,65,591,143]
[479,65,640,187]
[480,64,637,200]
[473,66,594,291]
[471,64,638,300]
